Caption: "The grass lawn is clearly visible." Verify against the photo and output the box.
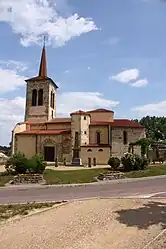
[0,174,13,187]
[1,165,166,187]
[43,168,110,185]
[0,202,63,222]
[125,164,166,178]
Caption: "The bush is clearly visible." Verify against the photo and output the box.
[121,153,135,172]
[5,153,45,174]
[27,154,46,174]
[108,157,120,170]
[5,152,28,174]
[121,153,149,172]
[134,155,148,170]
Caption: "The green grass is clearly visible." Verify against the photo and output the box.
[0,174,13,187]
[125,165,166,178]
[1,165,166,187]
[0,202,63,222]
[43,168,110,185]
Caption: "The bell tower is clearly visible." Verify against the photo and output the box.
[24,41,58,123]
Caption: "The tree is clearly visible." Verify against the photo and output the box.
[133,116,166,141]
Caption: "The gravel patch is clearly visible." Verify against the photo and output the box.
[147,230,166,249]
[0,198,165,249]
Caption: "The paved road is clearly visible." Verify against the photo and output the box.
[0,176,166,204]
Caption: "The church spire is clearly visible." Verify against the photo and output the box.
[39,36,47,77]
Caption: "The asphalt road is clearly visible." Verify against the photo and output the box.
[0,176,166,204]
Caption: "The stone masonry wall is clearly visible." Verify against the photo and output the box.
[111,127,145,158]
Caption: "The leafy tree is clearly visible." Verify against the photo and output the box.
[133,116,166,141]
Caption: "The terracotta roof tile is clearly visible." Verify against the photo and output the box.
[46,118,71,123]
[70,110,90,115]
[87,108,114,113]
[90,119,144,128]
[17,129,71,135]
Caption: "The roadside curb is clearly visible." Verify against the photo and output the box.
[1,174,166,190]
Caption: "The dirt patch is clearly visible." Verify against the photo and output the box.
[0,199,165,249]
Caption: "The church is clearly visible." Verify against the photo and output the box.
[11,45,146,165]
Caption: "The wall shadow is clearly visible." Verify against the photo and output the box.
[115,201,166,229]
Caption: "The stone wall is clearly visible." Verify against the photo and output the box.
[80,146,110,165]
[25,79,57,123]
[111,127,145,157]
[15,133,72,162]
[89,125,109,144]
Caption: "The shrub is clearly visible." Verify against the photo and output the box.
[108,157,120,170]
[121,153,149,172]
[27,154,46,174]
[121,153,135,172]
[5,153,46,175]
[5,152,28,174]
[134,155,148,170]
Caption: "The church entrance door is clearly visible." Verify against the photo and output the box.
[44,146,55,162]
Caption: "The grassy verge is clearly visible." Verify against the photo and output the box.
[0,174,13,187]
[125,165,166,178]
[43,168,110,185]
[0,202,63,222]
[1,165,166,187]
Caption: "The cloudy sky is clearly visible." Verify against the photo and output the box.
[0,0,166,145]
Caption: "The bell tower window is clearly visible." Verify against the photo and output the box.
[32,89,37,106]
[38,89,43,106]
[52,93,55,109]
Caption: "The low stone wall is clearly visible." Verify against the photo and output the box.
[10,174,45,185]
[97,172,126,181]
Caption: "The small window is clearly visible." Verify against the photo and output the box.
[38,89,43,106]
[52,110,54,119]
[123,131,128,145]
[98,149,103,152]
[84,116,86,120]
[84,131,87,135]
[52,93,55,109]
[50,91,53,108]
[96,131,101,144]
[87,149,92,152]
[32,89,37,106]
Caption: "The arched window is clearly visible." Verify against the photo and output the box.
[38,89,43,106]
[52,93,55,109]
[87,149,92,152]
[32,89,37,106]
[96,131,101,144]
[98,149,103,152]
[50,91,53,108]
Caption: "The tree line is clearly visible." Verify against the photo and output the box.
[133,116,166,141]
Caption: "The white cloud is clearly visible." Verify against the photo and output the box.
[0,61,27,93]
[132,100,166,117]
[87,66,91,70]
[57,92,119,115]
[131,78,148,88]
[111,69,139,83]
[0,97,25,146]
[0,92,119,145]
[0,0,98,47]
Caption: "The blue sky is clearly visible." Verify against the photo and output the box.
[0,0,166,145]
